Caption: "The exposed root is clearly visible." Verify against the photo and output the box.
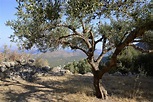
[100,85,108,100]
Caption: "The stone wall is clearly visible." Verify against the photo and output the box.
[0,59,51,82]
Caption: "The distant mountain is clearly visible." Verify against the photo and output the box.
[0,45,40,54]
[33,49,87,67]
[19,42,151,67]
[0,45,110,67]
[38,49,86,58]
[0,44,105,55]
[136,42,149,50]
[33,49,113,67]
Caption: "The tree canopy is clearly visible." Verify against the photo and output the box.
[7,0,153,51]
[6,0,153,99]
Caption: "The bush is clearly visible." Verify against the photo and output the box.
[0,45,32,62]
[115,46,141,74]
[134,53,153,76]
[64,59,91,74]
[113,46,153,76]
[0,53,4,63]
[34,57,50,67]
[8,51,22,61]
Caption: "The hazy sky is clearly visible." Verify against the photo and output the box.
[0,0,18,48]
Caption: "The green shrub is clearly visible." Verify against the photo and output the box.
[113,46,153,76]
[134,53,153,76]
[64,62,76,73]
[64,59,91,74]
[115,46,141,74]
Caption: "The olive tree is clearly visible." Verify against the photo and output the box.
[6,0,153,99]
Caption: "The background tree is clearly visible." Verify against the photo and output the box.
[141,31,153,50]
[116,46,141,74]
[116,31,153,76]
[6,0,153,99]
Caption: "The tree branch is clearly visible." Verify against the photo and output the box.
[86,28,97,63]
[133,39,145,42]
[98,26,149,79]
[59,33,81,40]
[95,36,104,45]
[61,41,88,56]
[56,24,92,49]
[120,32,129,43]
[80,19,86,33]
[56,24,81,35]
[96,37,106,64]
[89,28,95,47]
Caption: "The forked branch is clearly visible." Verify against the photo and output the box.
[61,41,88,56]
[98,25,151,78]
[96,37,107,64]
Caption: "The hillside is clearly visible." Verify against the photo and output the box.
[0,46,107,68]
[33,50,87,67]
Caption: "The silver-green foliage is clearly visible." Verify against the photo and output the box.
[6,0,152,53]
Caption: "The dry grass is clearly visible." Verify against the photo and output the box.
[102,74,153,102]
[0,74,153,102]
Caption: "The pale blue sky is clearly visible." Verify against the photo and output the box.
[0,0,18,48]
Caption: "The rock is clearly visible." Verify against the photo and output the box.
[28,59,35,63]
[10,62,16,67]
[103,73,110,77]
[0,70,10,79]
[64,70,73,75]
[20,71,34,82]
[0,67,7,72]
[2,62,11,68]
[2,61,16,68]
[56,72,64,76]
[127,72,133,76]
[54,69,73,76]
[16,59,22,65]
[52,66,62,73]
[59,69,66,75]
[34,73,44,77]
[113,71,122,76]
[83,72,93,76]
[41,66,51,72]
[0,72,6,79]
[16,59,26,65]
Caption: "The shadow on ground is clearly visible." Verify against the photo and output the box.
[0,74,153,102]
[0,75,94,102]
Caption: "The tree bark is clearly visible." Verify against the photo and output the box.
[93,71,107,99]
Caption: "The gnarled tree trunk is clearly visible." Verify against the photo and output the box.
[93,70,108,99]
[87,21,153,99]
